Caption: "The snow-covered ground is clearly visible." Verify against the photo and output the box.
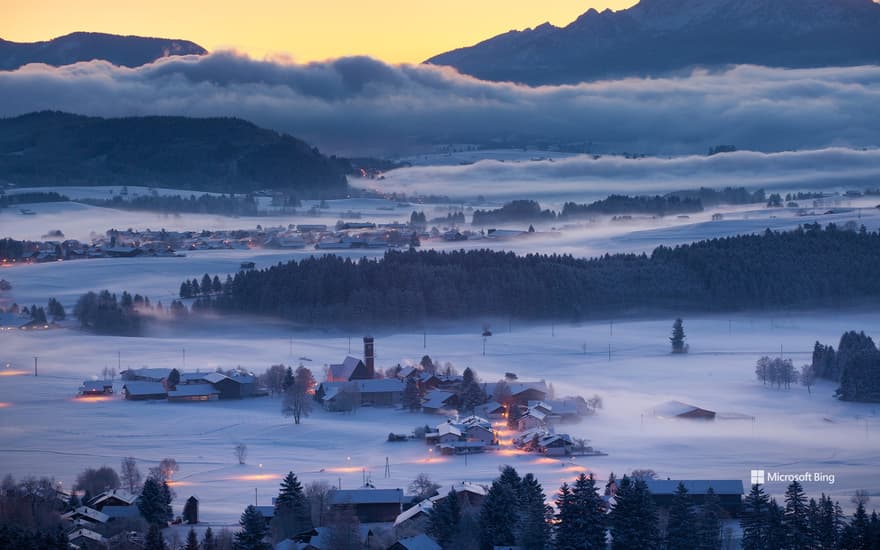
[0,312,878,525]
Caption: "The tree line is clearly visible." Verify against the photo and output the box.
[811,331,880,403]
[182,223,880,328]
[83,193,261,216]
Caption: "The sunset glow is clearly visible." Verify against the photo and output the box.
[3,0,636,64]
[232,473,280,482]
[0,370,30,377]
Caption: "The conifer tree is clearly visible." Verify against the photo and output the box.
[272,472,312,542]
[765,499,786,550]
[741,484,771,550]
[555,473,606,550]
[696,487,723,550]
[139,477,171,525]
[402,377,423,411]
[783,480,809,549]
[202,526,216,550]
[427,489,461,548]
[479,479,518,550]
[184,527,199,550]
[670,318,686,353]
[144,524,167,550]
[234,505,270,550]
[666,482,698,549]
[609,476,660,549]
[519,473,551,550]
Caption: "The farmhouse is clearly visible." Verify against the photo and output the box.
[61,506,109,527]
[421,390,458,414]
[167,383,220,402]
[327,488,404,523]
[67,527,106,550]
[89,489,136,511]
[204,372,260,399]
[78,380,113,396]
[122,381,167,401]
[316,378,404,410]
[650,400,716,420]
[483,380,548,405]
[388,534,441,550]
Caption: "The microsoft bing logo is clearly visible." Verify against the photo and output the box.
[751,470,765,485]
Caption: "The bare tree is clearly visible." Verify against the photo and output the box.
[851,489,871,507]
[261,364,287,397]
[74,466,120,496]
[305,481,332,527]
[148,458,179,483]
[234,443,248,465]
[408,473,440,501]
[120,457,142,494]
[282,366,316,424]
[630,469,658,481]
[800,364,816,395]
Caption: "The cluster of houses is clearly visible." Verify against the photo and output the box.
[61,489,158,549]
[77,367,266,402]
[313,338,598,458]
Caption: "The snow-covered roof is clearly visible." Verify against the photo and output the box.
[393,534,442,550]
[91,489,137,506]
[422,390,455,409]
[168,383,219,397]
[393,497,436,526]
[522,407,547,421]
[204,372,228,384]
[644,479,744,496]
[458,415,492,430]
[62,506,109,524]
[68,528,105,543]
[397,366,417,378]
[122,381,166,396]
[122,367,170,381]
[436,423,462,438]
[80,380,112,391]
[483,380,547,397]
[328,488,404,506]
[328,356,363,381]
[650,400,715,418]
[179,371,211,383]
[479,401,505,413]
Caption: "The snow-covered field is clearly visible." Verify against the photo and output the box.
[2,182,879,527]
[1,311,878,525]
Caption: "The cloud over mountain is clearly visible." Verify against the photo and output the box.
[1,52,879,157]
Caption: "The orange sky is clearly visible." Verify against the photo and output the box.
[3,0,637,64]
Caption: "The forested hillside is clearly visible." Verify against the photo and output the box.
[193,223,880,326]
[0,112,351,194]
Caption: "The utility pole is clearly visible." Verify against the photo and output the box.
[182,348,186,370]
[384,457,390,478]
[348,336,351,354]
[608,344,611,361]
[423,330,426,349]
[117,351,121,371]
[254,487,258,506]
[34,356,38,376]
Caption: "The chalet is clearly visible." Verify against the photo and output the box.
[459,416,496,444]
[393,482,487,532]
[122,381,167,401]
[421,390,458,414]
[62,506,109,527]
[483,381,548,405]
[67,527,106,550]
[643,479,744,517]
[388,534,442,550]
[328,488,404,523]
[89,489,136,511]
[316,378,404,410]
[527,399,587,423]
[393,498,437,532]
[538,433,574,456]
[205,372,261,399]
[517,407,548,431]
[78,380,113,396]
[167,383,220,402]
[649,401,716,420]
[327,357,371,382]
[476,401,506,419]
[121,367,170,382]
[435,423,463,445]
[417,372,442,390]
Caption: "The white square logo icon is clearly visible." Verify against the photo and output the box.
[750,469,765,485]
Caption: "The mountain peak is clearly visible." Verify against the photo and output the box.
[426,0,880,85]
[0,32,206,71]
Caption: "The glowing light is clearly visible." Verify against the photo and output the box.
[562,465,591,473]
[72,395,113,403]
[232,474,280,482]
[532,457,559,465]
[166,480,196,487]
[0,370,29,377]
[326,467,362,474]
[0,402,12,408]
[496,449,527,457]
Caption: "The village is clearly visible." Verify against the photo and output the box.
[47,336,758,549]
